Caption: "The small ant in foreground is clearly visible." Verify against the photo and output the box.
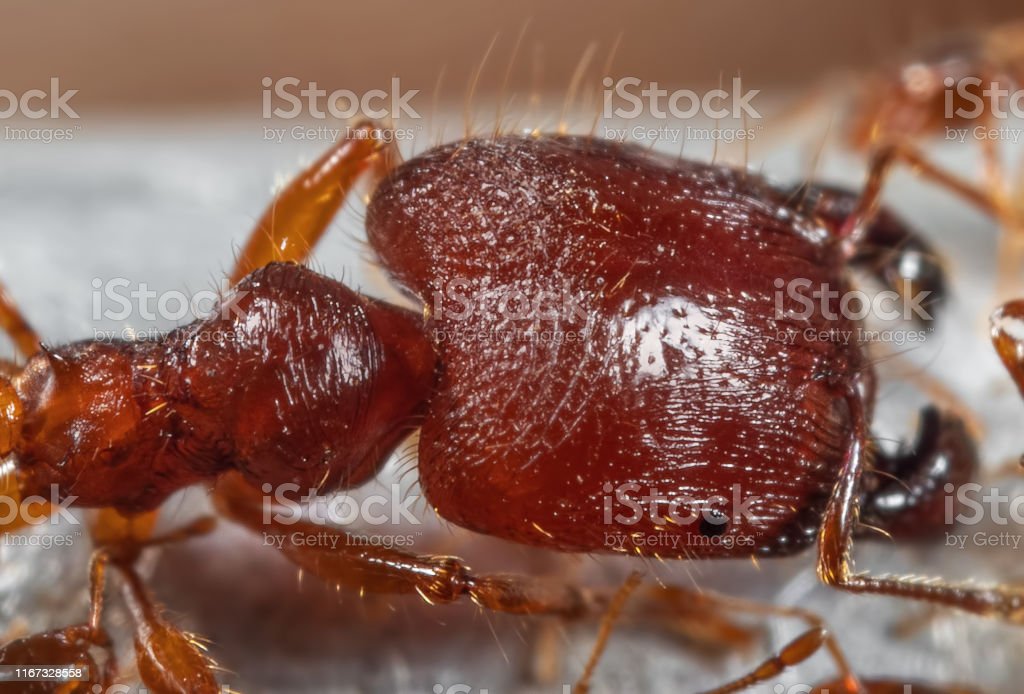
[0,121,1013,692]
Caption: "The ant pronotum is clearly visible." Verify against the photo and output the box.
[0,120,1013,693]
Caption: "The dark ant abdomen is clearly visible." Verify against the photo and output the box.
[15,263,436,512]
[367,136,866,557]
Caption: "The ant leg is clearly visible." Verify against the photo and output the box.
[89,514,221,692]
[644,586,862,694]
[818,385,1024,621]
[838,139,1024,300]
[0,548,118,690]
[991,299,1024,398]
[0,280,40,360]
[114,557,221,693]
[213,473,598,612]
[574,571,642,694]
[230,121,399,283]
[696,629,829,694]
[213,473,851,691]
[839,142,1002,248]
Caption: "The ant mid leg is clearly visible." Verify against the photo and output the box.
[818,384,1024,621]
[214,472,861,693]
[230,120,400,283]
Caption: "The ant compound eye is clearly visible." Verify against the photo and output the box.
[699,508,729,537]
[0,377,22,457]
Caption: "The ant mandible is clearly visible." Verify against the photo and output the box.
[0,120,1012,692]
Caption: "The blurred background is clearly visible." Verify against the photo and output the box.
[3,2,1024,693]
[0,0,1022,112]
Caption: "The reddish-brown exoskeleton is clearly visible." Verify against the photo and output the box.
[0,122,1011,693]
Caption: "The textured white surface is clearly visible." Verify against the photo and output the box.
[1,112,1023,693]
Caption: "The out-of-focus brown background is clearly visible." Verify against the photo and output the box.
[1,0,1021,114]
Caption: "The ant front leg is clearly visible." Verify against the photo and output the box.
[230,121,399,283]
[88,515,222,693]
[817,384,1024,621]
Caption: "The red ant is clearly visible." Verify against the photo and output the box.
[844,21,1024,151]
[0,121,1012,692]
